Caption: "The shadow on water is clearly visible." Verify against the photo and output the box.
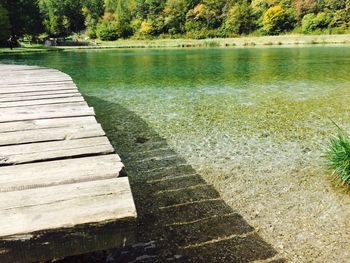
[54,97,283,263]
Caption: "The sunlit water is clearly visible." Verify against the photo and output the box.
[1,46,350,261]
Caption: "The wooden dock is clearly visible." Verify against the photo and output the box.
[0,64,137,262]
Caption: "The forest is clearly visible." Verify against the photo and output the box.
[0,0,349,44]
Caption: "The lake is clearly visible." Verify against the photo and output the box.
[1,46,350,261]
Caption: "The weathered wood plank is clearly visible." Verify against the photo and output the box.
[0,84,78,94]
[0,80,73,87]
[0,70,63,78]
[0,96,85,108]
[0,103,94,123]
[0,177,136,237]
[0,68,64,73]
[0,101,88,111]
[0,76,72,84]
[0,66,43,72]
[0,80,73,86]
[0,91,80,101]
[0,64,137,263]
[0,155,123,192]
[0,65,43,70]
[0,123,105,146]
[0,116,97,133]
[0,136,114,165]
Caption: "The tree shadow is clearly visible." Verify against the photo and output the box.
[54,97,283,263]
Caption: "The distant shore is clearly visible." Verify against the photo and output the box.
[0,46,60,55]
[80,34,350,49]
[1,34,350,55]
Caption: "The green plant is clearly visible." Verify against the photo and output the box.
[301,12,331,33]
[0,4,10,46]
[204,40,220,47]
[224,1,254,35]
[262,5,295,35]
[326,129,350,187]
[96,21,118,40]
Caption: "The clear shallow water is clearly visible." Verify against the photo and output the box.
[2,47,350,196]
[1,46,350,261]
[2,47,349,168]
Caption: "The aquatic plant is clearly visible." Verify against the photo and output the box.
[326,130,350,187]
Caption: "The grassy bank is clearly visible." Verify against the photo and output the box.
[0,45,60,55]
[1,34,350,55]
[66,34,350,50]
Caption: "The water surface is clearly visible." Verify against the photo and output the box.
[1,46,350,261]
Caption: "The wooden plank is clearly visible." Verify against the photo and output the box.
[0,123,105,146]
[0,80,73,87]
[0,116,97,133]
[0,96,85,108]
[0,84,77,94]
[0,71,63,78]
[0,76,72,85]
[0,137,114,165]
[0,91,80,102]
[0,64,137,263]
[0,65,42,70]
[0,177,136,237]
[0,67,57,73]
[0,101,88,111]
[0,80,74,87]
[0,68,65,74]
[0,103,94,123]
[0,155,123,192]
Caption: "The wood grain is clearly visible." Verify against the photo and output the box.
[0,116,97,133]
[0,155,123,192]
[0,123,105,145]
[0,136,114,164]
[0,64,137,263]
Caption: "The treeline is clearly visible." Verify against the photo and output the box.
[0,0,349,44]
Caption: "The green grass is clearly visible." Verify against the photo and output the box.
[0,45,60,55]
[59,34,350,50]
[1,34,349,53]
[326,132,350,187]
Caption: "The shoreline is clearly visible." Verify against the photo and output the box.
[1,34,350,55]
[73,34,350,49]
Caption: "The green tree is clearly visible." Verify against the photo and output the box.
[82,1,102,38]
[185,0,226,33]
[224,1,254,35]
[38,0,84,36]
[163,0,189,34]
[96,20,119,40]
[262,5,295,35]
[251,0,275,17]
[329,6,350,29]
[301,12,331,33]
[251,0,274,28]
[294,0,317,20]
[202,0,226,28]
[82,0,104,38]
[4,0,347,40]
[0,3,10,45]
[96,0,133,40]
[114,0,133,37]
[131,0,166,36]
[1,0,43,36]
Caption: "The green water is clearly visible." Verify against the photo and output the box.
[2,46,350,261]
[1,46,350,188]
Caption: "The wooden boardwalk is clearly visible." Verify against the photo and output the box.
[0,64,137,263]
